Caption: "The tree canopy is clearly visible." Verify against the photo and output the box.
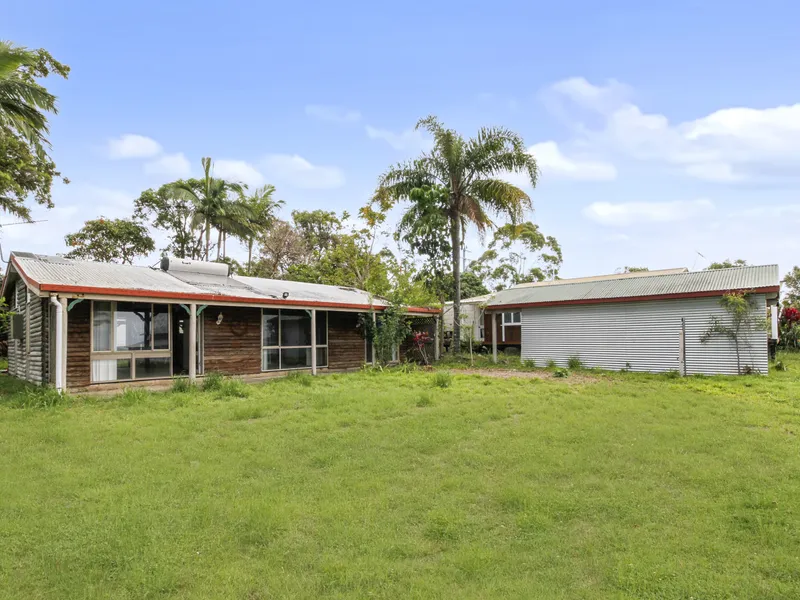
[64,218,155,264]
[707,259,748,270]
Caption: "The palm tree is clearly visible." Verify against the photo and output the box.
[170,157,247,261]
[237,185,284,274]
[374,116,538,352]
[0,41,58,154]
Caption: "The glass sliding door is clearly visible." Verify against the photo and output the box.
[262,309,328,371]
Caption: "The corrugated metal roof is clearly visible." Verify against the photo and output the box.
[7,252,392,309]
[511,267,689,288]
[488,264,780,308]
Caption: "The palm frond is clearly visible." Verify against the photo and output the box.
[468,178,531,223]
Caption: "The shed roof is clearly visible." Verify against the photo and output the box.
[487,264,780,309]
[3,252,437,313]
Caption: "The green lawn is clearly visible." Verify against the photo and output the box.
[1,359,799,599]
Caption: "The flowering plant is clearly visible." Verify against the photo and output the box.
[412,330,432,365]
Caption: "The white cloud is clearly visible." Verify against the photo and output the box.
[547,77,800,182]
[260,154,345,189]
[213,159,264,187]
[107,134,162,159]
[583,198,715,227]
[144,152,192,178]
[530,141,617,181]
[305,104,361,123]
[365,125,432,153]
[729,204,800,219]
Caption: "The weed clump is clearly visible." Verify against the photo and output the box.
[432,371,452,389]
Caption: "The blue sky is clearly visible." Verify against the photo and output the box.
[5,0,800,278]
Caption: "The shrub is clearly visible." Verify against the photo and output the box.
[432,371,452,389]
[217,378,250,399]
[567,355,583,370]
[546,359,557,369]
[774,360,787,372]
[552,368,569,378]
[504,347,520,356]
[202,371,224,391]
[285,371,313,387]
[171,377,195,393]
[523,359,536,369]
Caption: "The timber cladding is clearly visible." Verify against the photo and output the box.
[67,300,91,389]
[203,306,262,375]
[328,311,366,370]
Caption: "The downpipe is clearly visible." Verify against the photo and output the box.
[50,296,63,393]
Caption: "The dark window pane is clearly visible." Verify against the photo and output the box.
[316,311,327,346]
[280,309,311,346]
[153,305,170,350]
[117,359,132,380]
[135,357,171,379]
[115,302,152,351]
[365,340,373,363]
[262,348,279,371]
[263,310,279,346]
[316,347,328,368]
[281,347,311,369]
[93,301,112,351]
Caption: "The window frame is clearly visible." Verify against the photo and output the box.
[501,311,521,342]
[90,300,172,382]
[261,308,328,372]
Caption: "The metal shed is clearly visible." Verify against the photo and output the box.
[485,265,780,375]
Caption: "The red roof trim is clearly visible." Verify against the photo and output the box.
[11,256,439,314]
[486,286,781,310]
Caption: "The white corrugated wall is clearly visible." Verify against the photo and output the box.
[520,295,768,375]
[7,280,49,385]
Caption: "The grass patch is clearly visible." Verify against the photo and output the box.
[201,371,224,391]
[171,377,195,393]
[567,355,583,370]
[284,371,313,386]
[1,356,800,597]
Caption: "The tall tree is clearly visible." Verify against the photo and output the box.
[238,185,283,274]
[169,157,247,260]
[374,116,538,350]
[291,209,345,254]
[253,220,310,278]
[64,218,155,264]
[133,182,203,259]
[0,43,69,221]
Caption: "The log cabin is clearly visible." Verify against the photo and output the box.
[1,252,439,392]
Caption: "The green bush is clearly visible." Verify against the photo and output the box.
[432,371,452,389]
[546,359,557,369]
[522,359,536,369]
[285,371,313,387]
[567,356,583,370]
[171,377,195,393]
[552,368,569,378]
[202,371,224,391]
[774,360,787,372]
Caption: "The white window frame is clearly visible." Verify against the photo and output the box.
[90,300,172,382]
[501,311,521,342]
[261,308,328,371]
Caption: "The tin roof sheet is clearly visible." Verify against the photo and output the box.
[488,264,780,308]
[6,252,392,309]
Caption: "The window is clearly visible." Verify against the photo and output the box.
[262,309,328,371]
[91,301,171,382]
[501,311,521,342]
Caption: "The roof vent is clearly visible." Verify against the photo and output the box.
[160,257,230,277]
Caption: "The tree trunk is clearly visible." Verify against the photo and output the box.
[216,229,222,261]
[248,239,253,275]
[205,223,211,261]
[450,214,461,353]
